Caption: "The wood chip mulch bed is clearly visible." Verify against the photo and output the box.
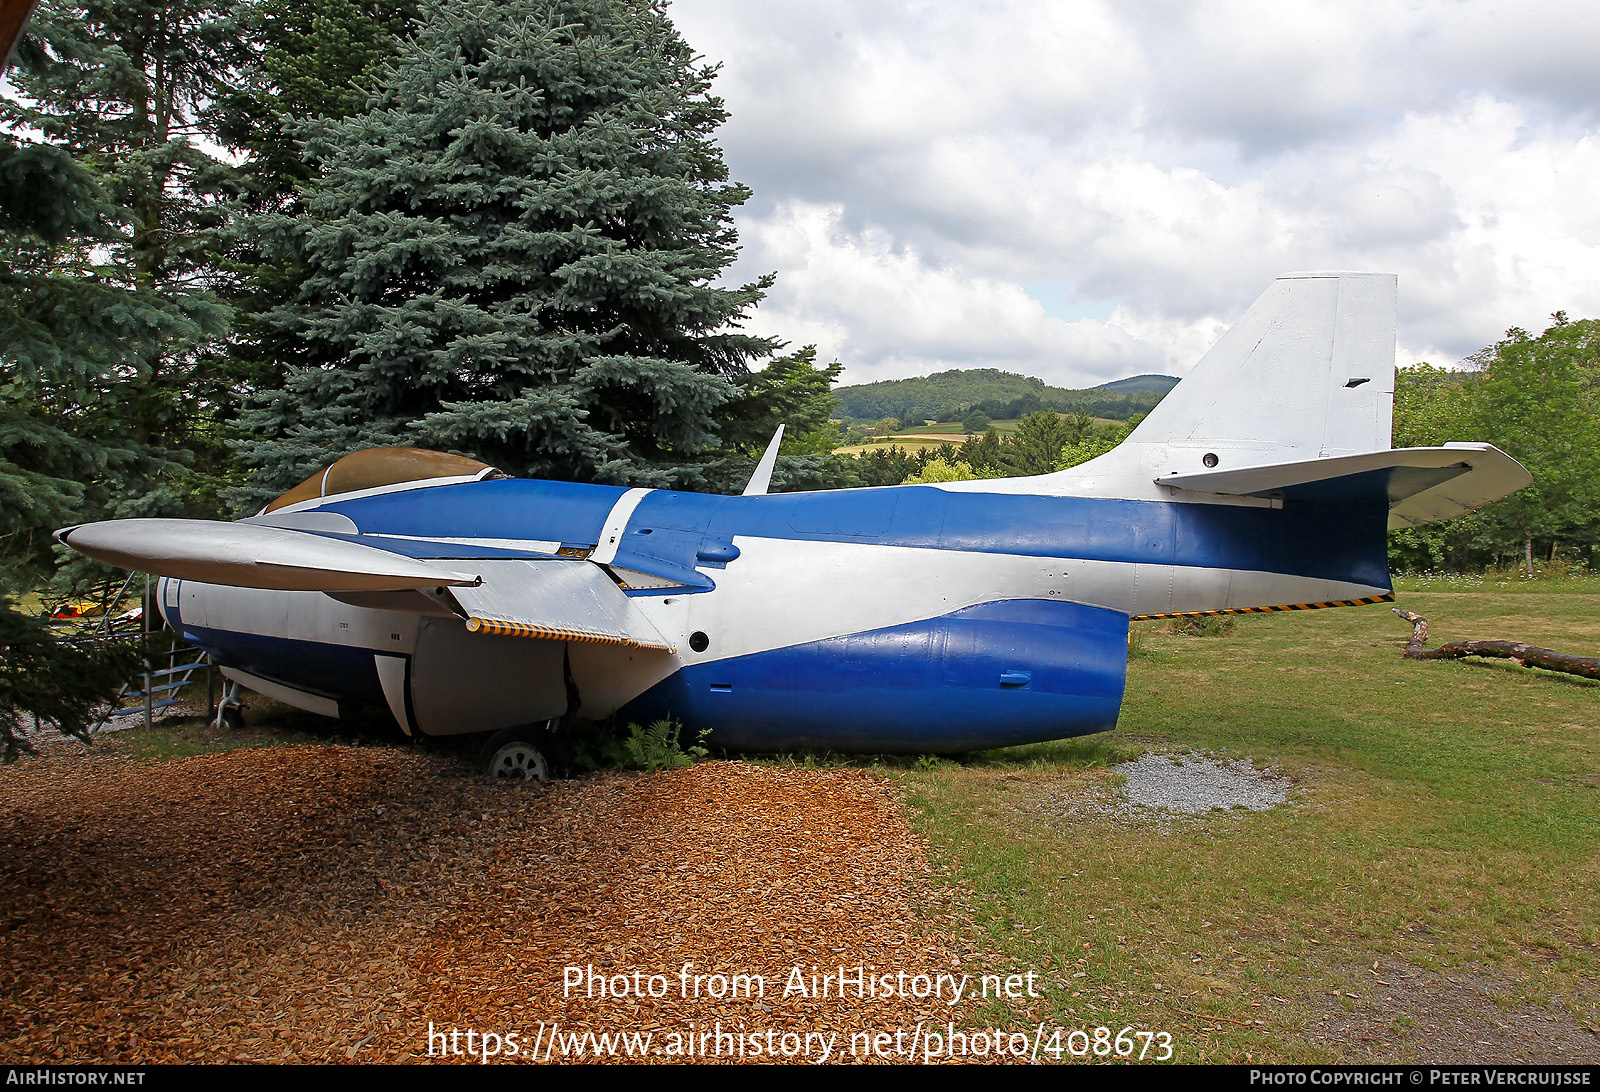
[0,745,973,1064]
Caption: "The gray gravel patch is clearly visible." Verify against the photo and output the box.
[1031,750,1295,828]
[1118,751,1290,815]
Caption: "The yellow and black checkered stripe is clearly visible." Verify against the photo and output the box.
[465,616,675,652]
[1132,592,1393,622]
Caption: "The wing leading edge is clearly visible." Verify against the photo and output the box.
[55,518,673,653]
[55,518,483,592]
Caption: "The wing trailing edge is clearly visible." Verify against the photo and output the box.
[449,559,675,652]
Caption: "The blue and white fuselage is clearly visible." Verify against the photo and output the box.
[60,272,1531,754]
[161,472,1395,752]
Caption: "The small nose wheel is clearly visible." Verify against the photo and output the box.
[480,722,563,781]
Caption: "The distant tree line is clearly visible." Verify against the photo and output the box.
[849,412,1143,486]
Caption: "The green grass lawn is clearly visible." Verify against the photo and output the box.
[902,588,1600,1062]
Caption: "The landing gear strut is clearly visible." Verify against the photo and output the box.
[215,680,245,730]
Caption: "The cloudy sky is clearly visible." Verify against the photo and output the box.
[667,0,1600,388]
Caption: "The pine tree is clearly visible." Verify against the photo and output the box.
[219,0,422,215]
[9,1,246,291]
[1,2,238,756]
[0,137,203,759]
[213,0,423,392]
[231,0,781,509]
[5,0,239,516]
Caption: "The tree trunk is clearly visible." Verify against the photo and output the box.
[1393,609,1600,680]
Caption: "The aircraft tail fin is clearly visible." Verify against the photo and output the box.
[1124,270,1396,461]
[940,271,1409,500]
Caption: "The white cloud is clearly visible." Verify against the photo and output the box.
[735,201,1164,386]
[671,0,1600,381]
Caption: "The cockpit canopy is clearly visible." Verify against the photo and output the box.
[264,447,505,513]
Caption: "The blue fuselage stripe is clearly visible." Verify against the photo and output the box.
[318,480,1391,589]
[712,488,1390,587]
[183,623,387,708]
[320,478,629,545]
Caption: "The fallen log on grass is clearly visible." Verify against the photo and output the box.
[1392,608,1600,680]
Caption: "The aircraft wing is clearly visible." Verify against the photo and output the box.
[1154,444,1532,529]
[55,518,484,592]
[55,518,674,652]
[448,559,674,651]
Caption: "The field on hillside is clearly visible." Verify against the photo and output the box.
[833,418,1014,457]
[832,415,1126,457]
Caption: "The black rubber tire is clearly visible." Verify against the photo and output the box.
[480,726,553,781]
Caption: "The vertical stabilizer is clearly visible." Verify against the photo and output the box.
[1127,270,1396,460]
[936,271,1402,499]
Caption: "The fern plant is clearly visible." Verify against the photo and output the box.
[622,719,708,773]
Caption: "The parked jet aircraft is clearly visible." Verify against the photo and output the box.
[58,272,1530,776]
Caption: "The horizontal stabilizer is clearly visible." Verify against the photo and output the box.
[55,519,483,592]
[450,559,675,652]
[1156,444,1532,529]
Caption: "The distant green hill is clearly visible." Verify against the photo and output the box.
[1091,374,1179,394]
[834,368,1177,423]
